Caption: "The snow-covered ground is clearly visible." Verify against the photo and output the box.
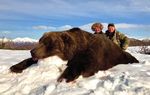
[0,47,150,95]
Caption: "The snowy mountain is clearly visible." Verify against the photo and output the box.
[0,37,38,50]
[1,37,150,50]
[12,37,38,43]
[1,37,150,45]
[0,37,38,43]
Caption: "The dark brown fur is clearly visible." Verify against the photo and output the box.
[10,28,139,82]
[10,58,37,73]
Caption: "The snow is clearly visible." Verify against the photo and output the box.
[0,47,150,95]
[12,37,38,43]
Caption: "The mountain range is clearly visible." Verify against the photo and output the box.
[0,37,150,50]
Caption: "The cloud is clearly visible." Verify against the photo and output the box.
[32,22,150,39]
[79,23,148,32]
[113,23,150,39]
[129,0,150,12]
[58,25,72,30]
[0,0,150,20]
[32,25,56,30]
[33,23,150,31]
[32,25,72,31]
[79,23,93,32]
[115,23,150,32]
[0,0,149,39]
[115,23,138,29]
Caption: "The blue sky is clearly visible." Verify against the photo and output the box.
[0,0,150,39]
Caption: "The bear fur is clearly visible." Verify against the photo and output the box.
[10,28,139,82]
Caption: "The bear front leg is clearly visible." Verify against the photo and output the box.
[57,52,87,83]
[57,65,81,83]
[10,58,38,73]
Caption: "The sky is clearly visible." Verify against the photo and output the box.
[0,0,150,39]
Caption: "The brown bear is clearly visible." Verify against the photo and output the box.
[10,28,139,82]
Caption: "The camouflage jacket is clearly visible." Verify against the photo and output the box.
[105,30,130,50]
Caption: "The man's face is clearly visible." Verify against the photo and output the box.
[108,26,115,33]
[93,27,101,33]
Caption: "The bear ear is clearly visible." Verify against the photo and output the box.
[61,33,73,44]
[39,32,49,42]
[61,33,76,57]
[61,33,76,51]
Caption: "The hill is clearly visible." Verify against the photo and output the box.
[0,37,37,50]
[129,38,150,46]
[0,37,150,50]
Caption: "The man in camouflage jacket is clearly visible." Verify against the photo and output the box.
[105,23,129,50]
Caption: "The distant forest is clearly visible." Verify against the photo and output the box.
[0,37,150,54]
